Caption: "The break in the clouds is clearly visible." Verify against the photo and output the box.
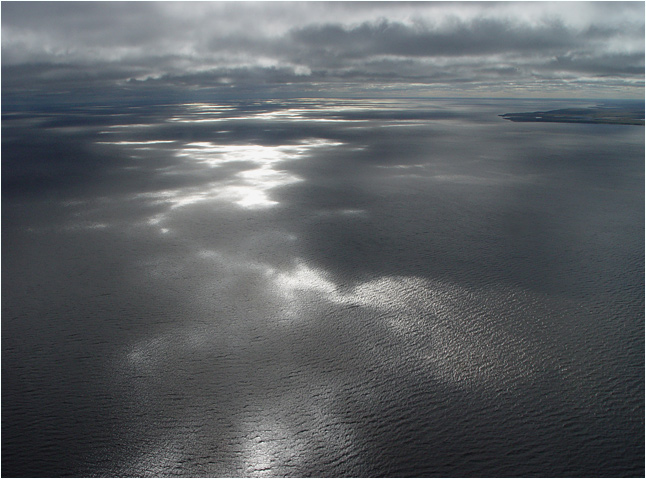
[2,1,644,99]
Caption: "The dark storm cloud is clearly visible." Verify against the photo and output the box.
[2,2,644,98]
[290,18,583,58]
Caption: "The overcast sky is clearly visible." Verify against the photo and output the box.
[2,1,644,99]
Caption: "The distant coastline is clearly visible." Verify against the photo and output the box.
[500,106,645,126]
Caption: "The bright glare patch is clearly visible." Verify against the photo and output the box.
[120,139,342,232]
[224,185,279,208]
[161,140,339,210]
[175,141,337,168]
[270,261,337,298]
[240,418,296,476]
[164,102,391,124]
[255,258,549,388]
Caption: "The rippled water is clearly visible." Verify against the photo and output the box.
[2,98,644,476]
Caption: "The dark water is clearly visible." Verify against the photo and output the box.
[2,98,644,477]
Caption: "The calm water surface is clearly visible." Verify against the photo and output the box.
[2,98,644,477]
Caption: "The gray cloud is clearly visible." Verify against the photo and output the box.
[545,52,645,76]
[290,18,581,57]
[2,2,643,99]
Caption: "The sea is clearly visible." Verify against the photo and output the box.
[2,97,644,477]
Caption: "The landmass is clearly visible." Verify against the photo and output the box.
[500,106,644,125]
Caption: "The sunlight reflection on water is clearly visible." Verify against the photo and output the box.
[123,139,343,228]
[6,98,639,477]
[118,241,576,475]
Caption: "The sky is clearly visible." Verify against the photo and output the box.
[2,1,645,100]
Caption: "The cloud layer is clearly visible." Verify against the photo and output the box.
[2,2,644,98]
